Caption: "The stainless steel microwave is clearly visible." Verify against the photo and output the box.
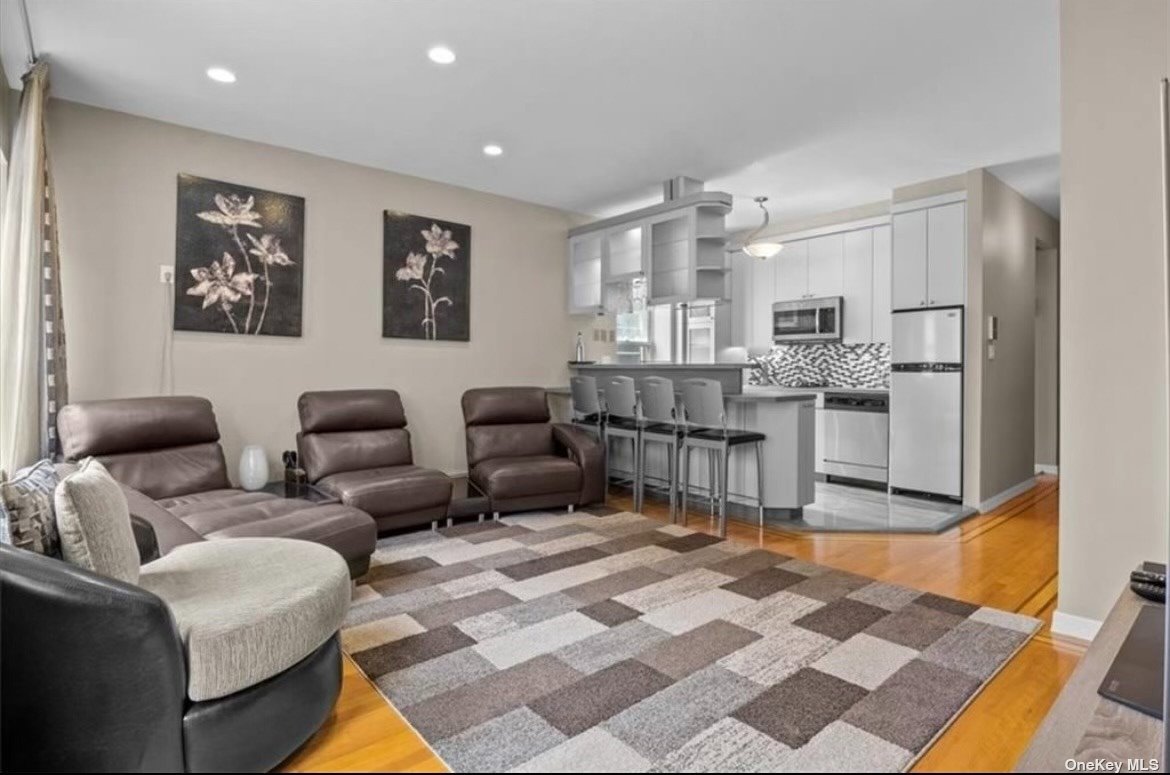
[772,296,843,344]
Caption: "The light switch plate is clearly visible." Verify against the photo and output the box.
[159,264,175,284]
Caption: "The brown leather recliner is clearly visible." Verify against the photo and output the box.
[56,395,377,576]
[461,387,605,515]
[297,389,453,532]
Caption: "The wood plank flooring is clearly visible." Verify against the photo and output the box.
[281,475,1080,773]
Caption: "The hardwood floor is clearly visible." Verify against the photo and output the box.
[281,475,1081,773]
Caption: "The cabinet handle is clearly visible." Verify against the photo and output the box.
[919,301,926,306]
[929,299,935,305]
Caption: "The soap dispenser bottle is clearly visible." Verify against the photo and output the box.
[574,331,585,362]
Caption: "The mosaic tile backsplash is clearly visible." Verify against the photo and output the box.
[748,343,891,389]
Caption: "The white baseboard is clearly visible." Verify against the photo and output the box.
[1052,610,1102,642]
[1034,464,1059,476]
[978,477,1038,513]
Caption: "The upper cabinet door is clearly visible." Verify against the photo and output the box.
[842,229,873,343]
[751,254,777,348]
[568,233,603,314]
[892,209,928,309]
[806,233,844,299]
[605,223,646,279]
[774,240,808,301]
[926,202,966,307]
[871,225,892,343]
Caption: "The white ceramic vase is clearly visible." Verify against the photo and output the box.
[239,445,269,491]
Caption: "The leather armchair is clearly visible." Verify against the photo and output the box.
[461,387,605,515]
[0,541,342,773]
[297,390,453,532]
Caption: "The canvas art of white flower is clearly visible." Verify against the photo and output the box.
[388,220,468,340]
[175,175,305,337]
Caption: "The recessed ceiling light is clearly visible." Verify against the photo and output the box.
[427,46,456,65]
[206,67,237,83]
[483,144,504,157]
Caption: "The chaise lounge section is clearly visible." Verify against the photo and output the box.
[297,389,453,532]
[56,395,377,576]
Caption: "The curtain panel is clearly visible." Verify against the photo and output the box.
[0,62,65,474]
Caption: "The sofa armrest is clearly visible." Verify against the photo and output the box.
[552,423,606,505]
[120,481,204,556]
[132,514,161,563]
[0,544,187,772]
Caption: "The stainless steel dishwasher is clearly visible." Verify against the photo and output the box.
[822,391,889,484]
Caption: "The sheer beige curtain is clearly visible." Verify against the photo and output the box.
[0,62,63,473]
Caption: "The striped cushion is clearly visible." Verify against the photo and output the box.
[0,459,61,557]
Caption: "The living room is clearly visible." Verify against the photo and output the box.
[1,1,1168,773]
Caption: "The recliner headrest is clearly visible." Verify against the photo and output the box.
[298,390,407,433]
[462,387,549,426]
[57,396,220,460]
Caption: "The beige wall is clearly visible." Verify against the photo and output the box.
[1035,247,1059,468]
[48,99,596,478]
[978,170,1059,501]
[891,173,967,205]
[1059,0,1169,623]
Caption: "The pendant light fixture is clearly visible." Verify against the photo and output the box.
[738,196,783,259]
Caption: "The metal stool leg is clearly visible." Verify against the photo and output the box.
[680,443,691,526]
[602,430,609,500]
[719,445,730,538]
[755,440,765,529]
[666,438,677,524]
[634,435,645,514]
[707,450,716,516]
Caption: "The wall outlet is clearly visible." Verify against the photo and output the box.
[159,264,175,284]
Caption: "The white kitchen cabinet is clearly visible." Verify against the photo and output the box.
[892,209,928,309]
[871,224,892,343]
[842,229,873,343]
[892,200,966,310]
[606,223,646,279]
[774,240,808,302]
[568,232,604,314]
[925,202,966,307]
[806,233,844,299]
[567,193,733,314]
[750,254,776,349]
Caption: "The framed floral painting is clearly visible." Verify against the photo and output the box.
[383,211,470,341]
[174,174,305,337]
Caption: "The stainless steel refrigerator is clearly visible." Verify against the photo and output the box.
[889,307,963,499]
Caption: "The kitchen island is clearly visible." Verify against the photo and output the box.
[550,363,816,522]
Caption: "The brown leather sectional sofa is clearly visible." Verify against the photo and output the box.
[56,395,378,576]
[297,389,453,531]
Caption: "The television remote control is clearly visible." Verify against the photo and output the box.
[1130,569,1167,587]
[1130,582,1167,603]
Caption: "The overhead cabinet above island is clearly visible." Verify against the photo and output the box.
[566,190,732,314]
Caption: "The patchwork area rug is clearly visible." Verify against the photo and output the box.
[342,509,1038,773]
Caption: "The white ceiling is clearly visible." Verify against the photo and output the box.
[0,0,1060,228]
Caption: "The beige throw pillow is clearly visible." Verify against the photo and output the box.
[54,458,139,584]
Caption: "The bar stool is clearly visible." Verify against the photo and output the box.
[569,375,604,441]
[637,376,683,522]
[680,378,767,537]
[602,376,641,505]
